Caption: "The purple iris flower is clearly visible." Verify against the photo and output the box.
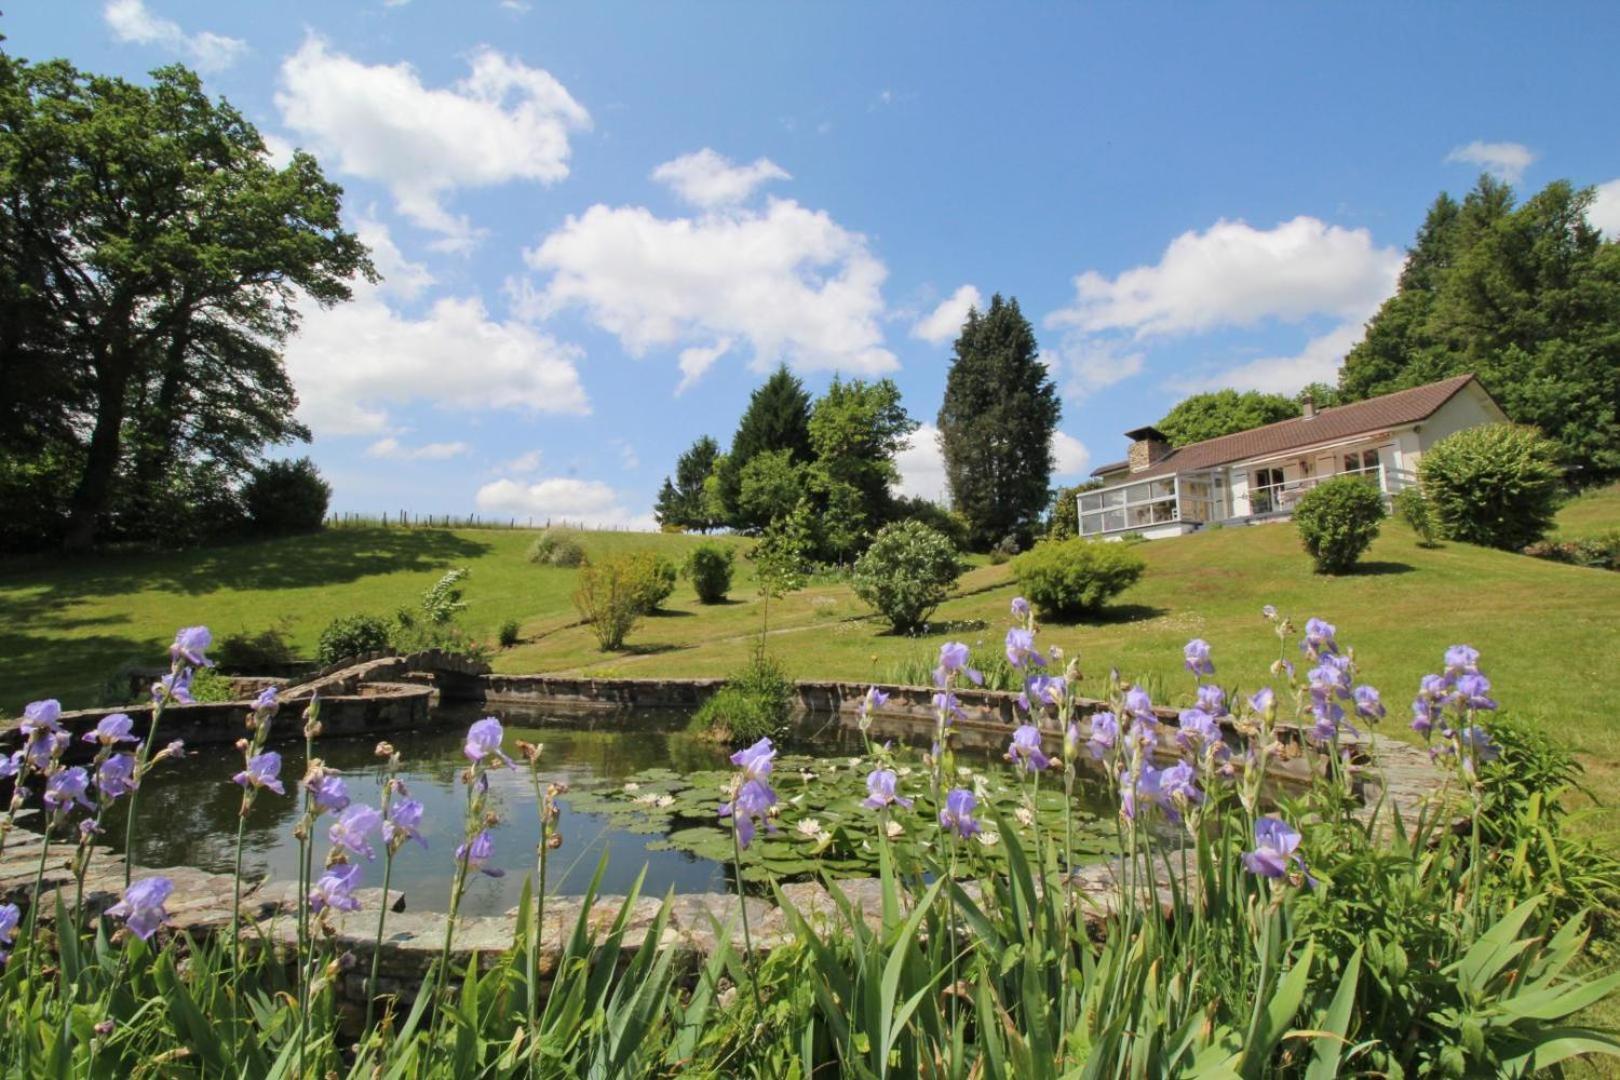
[1308,662,1351,699]
[24,732,67,770]
[234,751,285,795]
[1007,725,1050,772]
[1087,712,1119,760]
[1183,639,1215,677]
[1411,695,1441,736]
[0,903,18,964]
[931,691,966,726]
[1452,673,1497,712]
[857,686,889,724]
[20,700,63,737]
[1005,628,1045,671]
[384,798,428,850]
[329,804,384,861]
[1243,817,1313,885]
[1026,674,1065,709]
[1458,726,1501,775]
[1308,697,1351,743]
[307,773,350,814]
[1177,708,1223,751]
[170,626,213,667]
[108,877,173,940]
[309,863,363,913]
[729,738,776,783]
[1353,685,1385,721]
[1261,604,1278,620]
[45,767,95,814]
[455,829,505,877]
[938,788,980,839]
[1011,596,1031,619]
[1122,687,1156,726]
[464,718,515,767]
[154,670,193,705]
[0,753,20,781]
[1301,618,1338,658]
[1120,765,1162,822]
[1159,761,1202,811]
[1444,645,1480,678]
[1064,720,1083,760]
[934,642,983,687]
[1195,684,1227,716]
[862,768,914,810]
[84,713,137,746]
[254,686,279,711]
[1248,687,1275,718]
[96,754,138,800]
[719,779,778,849]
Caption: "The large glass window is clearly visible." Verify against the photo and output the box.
[1250,467,1285,515]
[1078,476,1180,536]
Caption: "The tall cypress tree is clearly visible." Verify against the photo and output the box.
[937,294,1061,549]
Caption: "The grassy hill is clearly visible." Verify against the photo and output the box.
[3,485,1618,834]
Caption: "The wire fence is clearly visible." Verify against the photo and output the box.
[322,512,655,533]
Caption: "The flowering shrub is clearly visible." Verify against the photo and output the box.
[1011,536,1145,617]
[851,519,964,631]
[1293,474,1386,573]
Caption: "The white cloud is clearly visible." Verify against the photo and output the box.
[500,449,544,474]
[651,149,790,208]
[260,132,296,169]
[893,423,948,504]
[475,477,653,529]
[521,197,896,378]
[1589,179,1620,239]
[1445,140,1535,183]
[676,340,731,395]
[366,437,470,461]
[1059,341,1145,399]
[1049,216,1402,339]
[275,37,590,251]
[910,285,981,345]
[354,216,434,300]
[1171,319,1366,396]
[1052,431,1091,476]
[103,0,246,72]
[284,280,589,436]
[614,440,640,470]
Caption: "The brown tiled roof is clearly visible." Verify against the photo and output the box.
[1090,374,1489,481]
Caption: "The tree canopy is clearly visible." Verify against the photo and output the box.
[1338,175,1620,482]
[937,294,1061,549]
[1155,389,1300,447]
[0,52,372,549]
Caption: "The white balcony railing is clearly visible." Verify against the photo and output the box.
[1248,465,1386,517]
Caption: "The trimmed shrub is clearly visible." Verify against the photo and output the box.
[626,552,678,613]
[1294,476,1387,574]
[573,555,645,651]
[498,619,521,648]
[1419,423,1562,551]
[316,613,392,664]
[684,542,736,603]
[1394,485,1439,547]
[1012,538,1145,618]
[215,623,298,670]
[526,529,586,567]
[242,457,330,535]
[851,520,965,633]
[694,649,794,745]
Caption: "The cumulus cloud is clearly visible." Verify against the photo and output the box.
[893,423,948,504]
[474,477,653,529]
[1589,179,1620,239]
[275,37,590,251]
[365,437,470,461]
[283,280,589,436]
[676,340,732,395]
[1170,319,1367,396]
[103,0,246,71]
[651,149,790,208]
[1445,140,1535,183]
[1051,431,1091,476]
[910,284,981,345]
[1059,342,1144,400]
[354,216,434,300]
[500,449,544,475]
[520,197,896,385]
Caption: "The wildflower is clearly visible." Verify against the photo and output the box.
[253,685,279,711]
[307,772,350,814]
[1177,708,1223,752]
[1007,725,1050,772]
[1122,686,1156,726]
[309,863,363,913]
[719,779,778,849]
[84,712,137,746]
[1159,761,1202,814]
[154,670,193,705]
[862,768,914,810]
[1195,684,1227,716]
[464,717,515,767]
[96,754,138,800]
[20,699,63,738]
[170,626,214,667]
[1183,638,1215,677]
[455,830,506,877]
[1444,645,1480,678]
[1270,658,1296,680]
[0,903,18,964]
[1242,817,1313,885]
[384,798,428,851]
[108,877,173,940]
[1087,712,1119,760]
[1026,674,1066,709]
[1300,618,1338,659]
[232,751,285,795]
[934,642,983,687]
[1005,627,1045,670]
[329,804,384,861]
[45,767,94,814]
[1452,673,1497,713]
[938,788,981,839]
[79,819,102,841]
[931,691,966,725]
[729,738,777,784]
[1011,596,1031,618]
[1353,685,1385,722]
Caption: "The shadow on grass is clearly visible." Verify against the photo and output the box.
[1345,561,1417,577]
[645,608,697,618]
[616,642,683,657]
[0,630,160,713]
[1076,603,1170,627]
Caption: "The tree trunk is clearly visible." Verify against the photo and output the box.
[62,351,133,552]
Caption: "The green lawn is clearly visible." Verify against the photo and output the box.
[1555,481,1620,539]
[4,489,1619,841]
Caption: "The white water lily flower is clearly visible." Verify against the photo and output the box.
[975,830,1001,848]
[655,794,675,808]
[1014,806,1035,828]
[795,817,826,839]
[634,793,660,805]
[895,766,913,778]
[885,819,904,839]
[623,782,640,792]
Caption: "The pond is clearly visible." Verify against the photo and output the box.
[101,704,1131,916]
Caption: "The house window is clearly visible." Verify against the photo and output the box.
[1343,449,1379,475]
[1250,467,1285,515]
[1079,476,1180,536]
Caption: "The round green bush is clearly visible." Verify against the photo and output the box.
[525,529,586,567]
[684,542,736,603]
[1294,476,1387,574]
[497,619,521,648]
[1418,423,1562,551]
[242,457,330,535]
[1011,537,1145,618]
[851,520,965,632]
[627,552,678,613]
[316,613,392,664]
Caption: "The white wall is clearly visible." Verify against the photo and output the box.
[1410,381,1511,467]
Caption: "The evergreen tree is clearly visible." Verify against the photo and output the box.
[1156,389,1299,447]
[723,365,812,530]
[937,294,1061,549]
[653,478,683,530]
[655,435,722,531]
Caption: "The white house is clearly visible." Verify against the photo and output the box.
[1079,373,1510,540]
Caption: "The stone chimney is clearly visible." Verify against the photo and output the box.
[1301,392,1317,420]
[1124,426,1172,473]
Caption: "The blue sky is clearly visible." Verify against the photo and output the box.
[15,2,1620,525]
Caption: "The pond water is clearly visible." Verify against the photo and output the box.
[102,704,1128,916]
